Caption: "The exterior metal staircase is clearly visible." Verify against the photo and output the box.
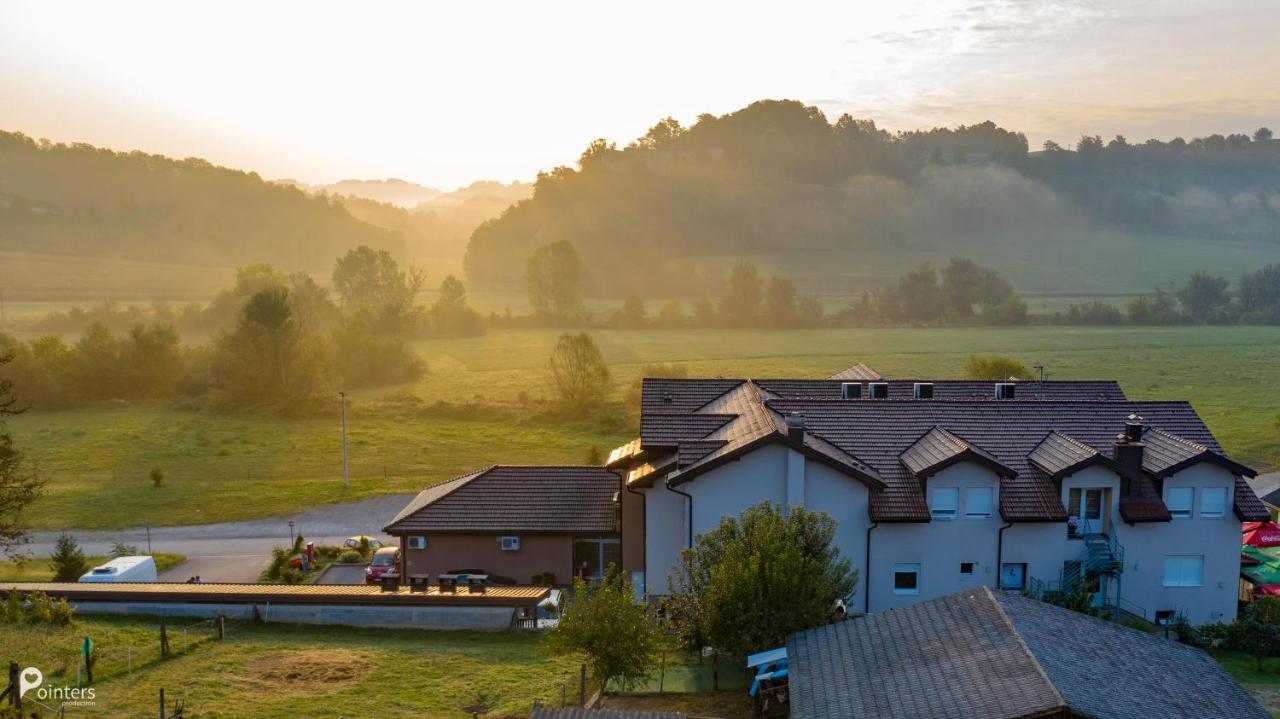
[1025,519,1130,618]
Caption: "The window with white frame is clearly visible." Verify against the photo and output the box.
[1162,555,1203,587]
[931,488,958,520]
[894,564,921,594]
[965,487,993,518]
[1165,487,1193,519]
[1200,487,1228,518]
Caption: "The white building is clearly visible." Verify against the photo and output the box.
[612,372,1263,625]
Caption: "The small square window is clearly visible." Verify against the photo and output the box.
[894,563,921,595]
[1200,487,1228,518]
[407,536,427,550]
[931,488,958,520]
[1165,487,1193,519]
[1162,555,1203,587]
[960,562,975,575]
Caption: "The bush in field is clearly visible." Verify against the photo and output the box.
[50,532,88,581]
[668,501,856,657]
[337,550,364,564]
[964,355,1030,381]
[0,590,73,625]
[547,332,610,413]
[545,569,663,692]
[111,542,139,558]
[149,465,165,488]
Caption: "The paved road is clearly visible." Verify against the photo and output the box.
[314,564,369,585]
[24,493,414,582]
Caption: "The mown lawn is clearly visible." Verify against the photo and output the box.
[8,325,1279,530]
[0,615,599,718]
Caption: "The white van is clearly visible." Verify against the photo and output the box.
[78,556,158,583]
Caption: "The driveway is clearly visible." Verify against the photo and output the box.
[23,494,413,583]
[314,564,369,585]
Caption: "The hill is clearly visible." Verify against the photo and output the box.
[0,131,403,282]
[279,177,443,208]
[463,100,1280,298]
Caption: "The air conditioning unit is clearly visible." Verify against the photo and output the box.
[499,536,521,551]
[407,536,426,550]
[841,382,862,399]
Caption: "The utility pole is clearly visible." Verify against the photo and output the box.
[340,390,349,490]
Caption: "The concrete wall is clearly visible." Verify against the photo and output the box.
[400,533,574,585]
[870,462,1003,612]
[68,601,518,631]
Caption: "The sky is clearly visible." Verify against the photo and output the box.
[2,0,1277,190]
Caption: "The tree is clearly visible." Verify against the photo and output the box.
[763,276,799,327]
[429,275,484,337]
[1240,264,1280,323]
[0,353,44,559]
[50,532,88,581]
[547,332,610,412]
[70,321,124,400]
[889,263,944,322]
[654,300,686,328]
[1126,288,1183,325]
[964,355,1030,380]
[526,241,586,319]
[1255,127,1274,143]
[1237,597,1280,671]
[668,501,856,657]
[121,323,184,398]
[211,287,331,406]
[1177,271,1231,323]
[545,569,663,693]
[332,246,424,314]
[613,295,647,329]
[941,257,1014,318]
[719,262,764,327]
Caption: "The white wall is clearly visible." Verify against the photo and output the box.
[1006,463,1241,625]
[641,481,688,595]
[869,462,1003,611]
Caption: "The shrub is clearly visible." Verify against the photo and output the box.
[50,533,89,581]
[337,550,364,564]
[149,465,165,488]
[111,542,139,558]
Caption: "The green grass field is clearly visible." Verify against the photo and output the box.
[6,325,1278,530]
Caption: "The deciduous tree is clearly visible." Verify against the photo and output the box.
[545,569,663,693]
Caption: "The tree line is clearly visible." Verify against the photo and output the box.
[0,247,486,411]
[1054,264,1280,326]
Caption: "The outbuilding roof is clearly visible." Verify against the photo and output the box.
[383,466,619,534]
[787,587,1269,719]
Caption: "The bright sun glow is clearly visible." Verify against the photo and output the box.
[2,0,1277,188]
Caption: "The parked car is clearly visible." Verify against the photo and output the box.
[79,556,158,583]
[344,535,384,551]
[364,546,401,584]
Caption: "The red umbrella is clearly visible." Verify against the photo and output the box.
[1256,584,1280,597]
[1244,521,1280,547]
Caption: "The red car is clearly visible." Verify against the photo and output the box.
[364,546,401,584]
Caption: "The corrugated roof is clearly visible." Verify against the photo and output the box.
[787,587,1269,719]
[384,466,619,534]
[0,581,550,607]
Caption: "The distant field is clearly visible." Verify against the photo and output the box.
[6,325,1278,530]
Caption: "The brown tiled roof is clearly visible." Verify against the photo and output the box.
[640,377,742,413]
[756,379,1127,401]
[1028,431,1103,477]
[899,426,1016,479]
[827,362,883,380]
[640,412,736,446]
[1143,427,1257,478]
[788,587,1270,719]
[766,399,1258,523]
[384,466,619,534]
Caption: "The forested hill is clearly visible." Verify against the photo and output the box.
[463,100,1280,297]
[0,131,403,271]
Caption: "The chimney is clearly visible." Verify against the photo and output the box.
[786,412,806,442]
[1113,414,1145,490]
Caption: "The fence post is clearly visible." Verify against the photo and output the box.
[160,619,170,656]
[159,688,165,719]
[217,612,225,640]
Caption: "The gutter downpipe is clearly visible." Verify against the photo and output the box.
[864,522,878,614]
[996,520,1013,591]
[624,478,647,578]
[666,477,695,549]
